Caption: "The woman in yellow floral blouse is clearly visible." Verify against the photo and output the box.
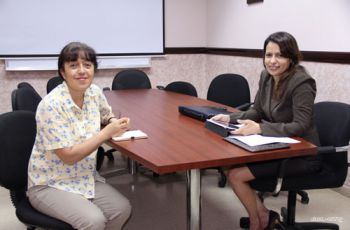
[27,42,131,230]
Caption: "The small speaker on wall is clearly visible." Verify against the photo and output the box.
[247,0,264,4]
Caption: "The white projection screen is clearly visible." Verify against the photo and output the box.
[0,0,164,57]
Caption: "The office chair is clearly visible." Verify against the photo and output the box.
[11,86,42,112]
[154,81,197,177]
[207,73,252,111]
[17,82,36,90]
[240,101,350,229]
[11,82,106,172]
[47,76,64,94]
[206,73,252,187]
[112,69,151,90]
[0,111,74,230]
[157,81,198,97]
[107,69,152,173]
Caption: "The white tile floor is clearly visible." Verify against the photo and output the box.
[1,152,350,230]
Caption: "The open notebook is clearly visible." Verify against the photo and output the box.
[112,130,148,142]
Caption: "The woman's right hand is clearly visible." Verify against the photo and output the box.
[210,114,230,123]
[102,117,130,139]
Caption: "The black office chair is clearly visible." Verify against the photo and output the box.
[157,81,198,97]
[17,82,36,90]
[0,111,74,230]
[105,69,152,172]
[240,101,350,229]
[206,73,252,187]
[112,69,151,90]
[207,73,252,111]
[47,76,64,94]
[11,86,42,112]
[11,83,106,172]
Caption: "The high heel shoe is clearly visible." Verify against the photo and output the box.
[264,210,281,230]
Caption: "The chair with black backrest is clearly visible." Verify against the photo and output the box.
[47,76,64,94]
[207,73,252,111]
[240,101,350,229]
[109,69,151,173]
[112,69,151,90]
[11,82,106,172]
[206,73,253,187]
[17,82,36,90]
[0,111,74,230]
[157,81,198,97]
[11,86,42,112]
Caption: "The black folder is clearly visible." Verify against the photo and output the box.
[178,105,231,122]
[204,119,238,137]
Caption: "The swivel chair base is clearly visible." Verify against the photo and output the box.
[239,191,339,230]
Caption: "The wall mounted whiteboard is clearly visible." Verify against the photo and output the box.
[0,0,164,57]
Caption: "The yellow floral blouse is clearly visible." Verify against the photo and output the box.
[28,82,112,198]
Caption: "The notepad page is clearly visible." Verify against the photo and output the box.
[228,135,300,146]
[112,130,148,141]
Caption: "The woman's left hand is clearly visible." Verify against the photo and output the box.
[230,119,261,136]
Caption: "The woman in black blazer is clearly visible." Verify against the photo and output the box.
[212,31,320,230]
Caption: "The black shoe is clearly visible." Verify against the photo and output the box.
[264,210,281,230]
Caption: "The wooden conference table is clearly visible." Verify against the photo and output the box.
[104,89,317,230]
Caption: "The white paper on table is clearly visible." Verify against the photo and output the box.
[229,134,300,146]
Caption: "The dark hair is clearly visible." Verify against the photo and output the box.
[263,31,302,70]
[58,42,98,79]
[263,32,302,99]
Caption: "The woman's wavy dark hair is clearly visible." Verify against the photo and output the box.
[263,32,302,99]
[58,42,98,79]
[263,31,302,71]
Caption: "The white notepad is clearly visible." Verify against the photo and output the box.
[230,134,300,146]
[112,130,148,141]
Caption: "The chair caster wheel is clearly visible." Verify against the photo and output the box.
[218,177,226,187]
[239,217,249,228]
[301,196,309,204]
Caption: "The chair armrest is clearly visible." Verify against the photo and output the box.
[156,85,165,90]
[272,144,350,193]
[235,102,254,111]
[335,145,349,152]
[317,146,336,155]
[318,145,348,154]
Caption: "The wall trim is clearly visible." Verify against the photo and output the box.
[165,47,350,64]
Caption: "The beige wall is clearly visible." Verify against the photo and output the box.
[4,54,349,109]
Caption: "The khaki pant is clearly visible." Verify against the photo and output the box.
[27,181,131,230]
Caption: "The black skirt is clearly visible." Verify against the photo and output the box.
[248,156,322,179]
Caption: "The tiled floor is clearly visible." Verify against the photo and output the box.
[1,151,350,230]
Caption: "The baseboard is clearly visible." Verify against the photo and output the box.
[333,186,350,198]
